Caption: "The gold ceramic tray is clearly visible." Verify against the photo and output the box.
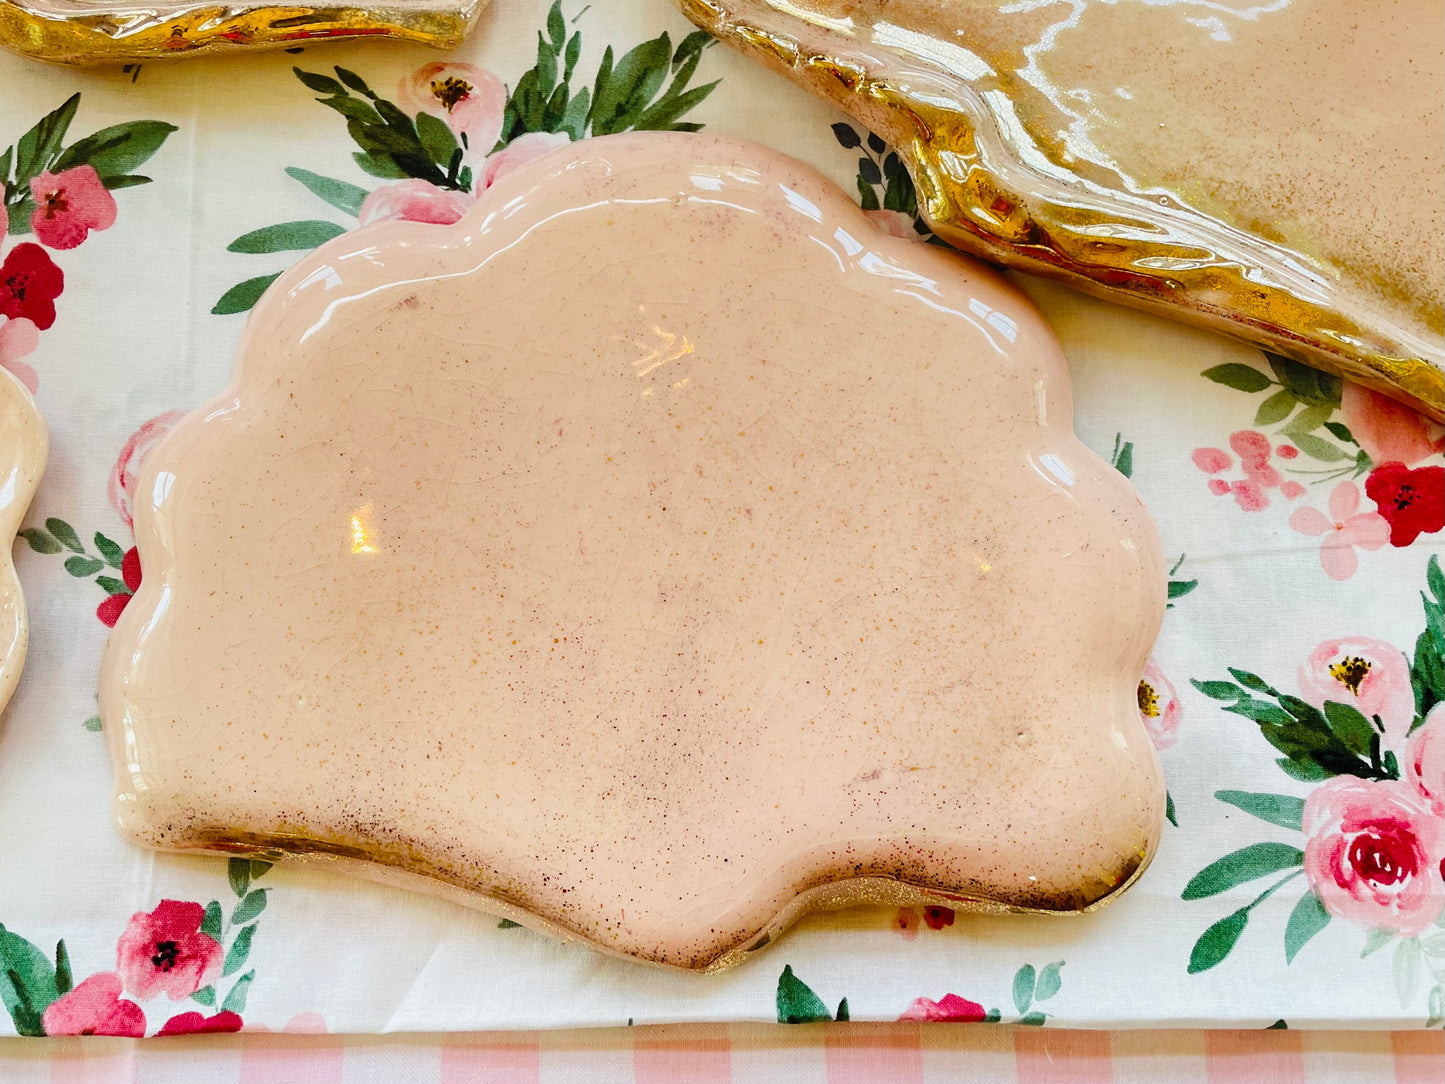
[678,0,1445,418]
[0,0,484,63]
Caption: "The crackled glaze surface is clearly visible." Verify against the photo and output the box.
[0,369,47,717]
[101,132,1165,970]
[678,0,1445,417]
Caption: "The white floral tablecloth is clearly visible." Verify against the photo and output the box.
[1,0,1442,1039]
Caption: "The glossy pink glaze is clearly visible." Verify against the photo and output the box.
[100,133,1166,969]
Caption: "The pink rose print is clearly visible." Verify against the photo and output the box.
[1298,637,1415,744]
[1365,462,1445,548]
[29,165,118,251]
[156,1010,244,1037]
[1137,659,1182,750]
[40,973,145,1037]
[0,315,39,393]
[96,546,141,627]
[1302,776,1444,936]
[115,899,222,1000]
[898,993,988,1022]
[863,209,920,240]
[1407,705,1444,816]
[479,130,571,189]
[358,179,477,227]
[1341,382,1444,467]
[397,62,507,156]
[1287,480,1389,580]
[109,409,185,529]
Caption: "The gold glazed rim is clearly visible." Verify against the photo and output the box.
[678,0,1444,420]
[0,0,481,64]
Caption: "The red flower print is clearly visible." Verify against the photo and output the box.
[898,993,988,1022]
[30,166,118,251]
[1364,462,1445,547]
[96,546,141,627]
[0,243,64,331]
[109,410,185,529]
[115,899,222,1000]
[1288,480,1389,580]
[1302,777,1444,936]
[923,905,955,930]
[157,1010,243,1037]
[40,973,145,1037]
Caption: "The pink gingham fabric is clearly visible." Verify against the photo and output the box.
[3,0,1444,1069]
[0,1026,1440,1083]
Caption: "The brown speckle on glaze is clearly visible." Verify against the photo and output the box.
[100,132,1166,971]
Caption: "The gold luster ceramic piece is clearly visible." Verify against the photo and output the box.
[676,0,1445,418]
[100,132,1166,970]
[0,369,47,717]
[0,0,485,64]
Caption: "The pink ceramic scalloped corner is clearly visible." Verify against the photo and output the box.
[100,133,1166,969]
[0,367,47,715]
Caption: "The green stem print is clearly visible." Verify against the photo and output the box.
[214,2,720,315]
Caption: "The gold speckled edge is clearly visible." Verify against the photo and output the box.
[677,0,1444,420]
[138,822,1155,972]
[0,369,47,718]
[0,0,484,64]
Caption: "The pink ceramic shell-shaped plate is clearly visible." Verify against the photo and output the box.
[100,132,1166,970]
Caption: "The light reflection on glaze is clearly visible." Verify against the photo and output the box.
[100,132,1166,971]
[678,0,1445,415]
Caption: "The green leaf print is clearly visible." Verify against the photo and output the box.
[53,121,177,184]
[1201,363,1271,394]
[227,221,346,254]
[1181,843,1303,900]
[221,971,254,1014]
[16,528,61,554]
[222,924,255,977]
[1283,890,1330,963]
[231,889,268,925]
[776,965,841,1024]
[1035,961,1064,1002]
[1188,909,1250,974]
[1012,963,1036,1014]
[1213,790,1305,832]
[212,273,283,315]
[45,518,83,553]
[285,168,367,218]
[0,924,61,1036]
